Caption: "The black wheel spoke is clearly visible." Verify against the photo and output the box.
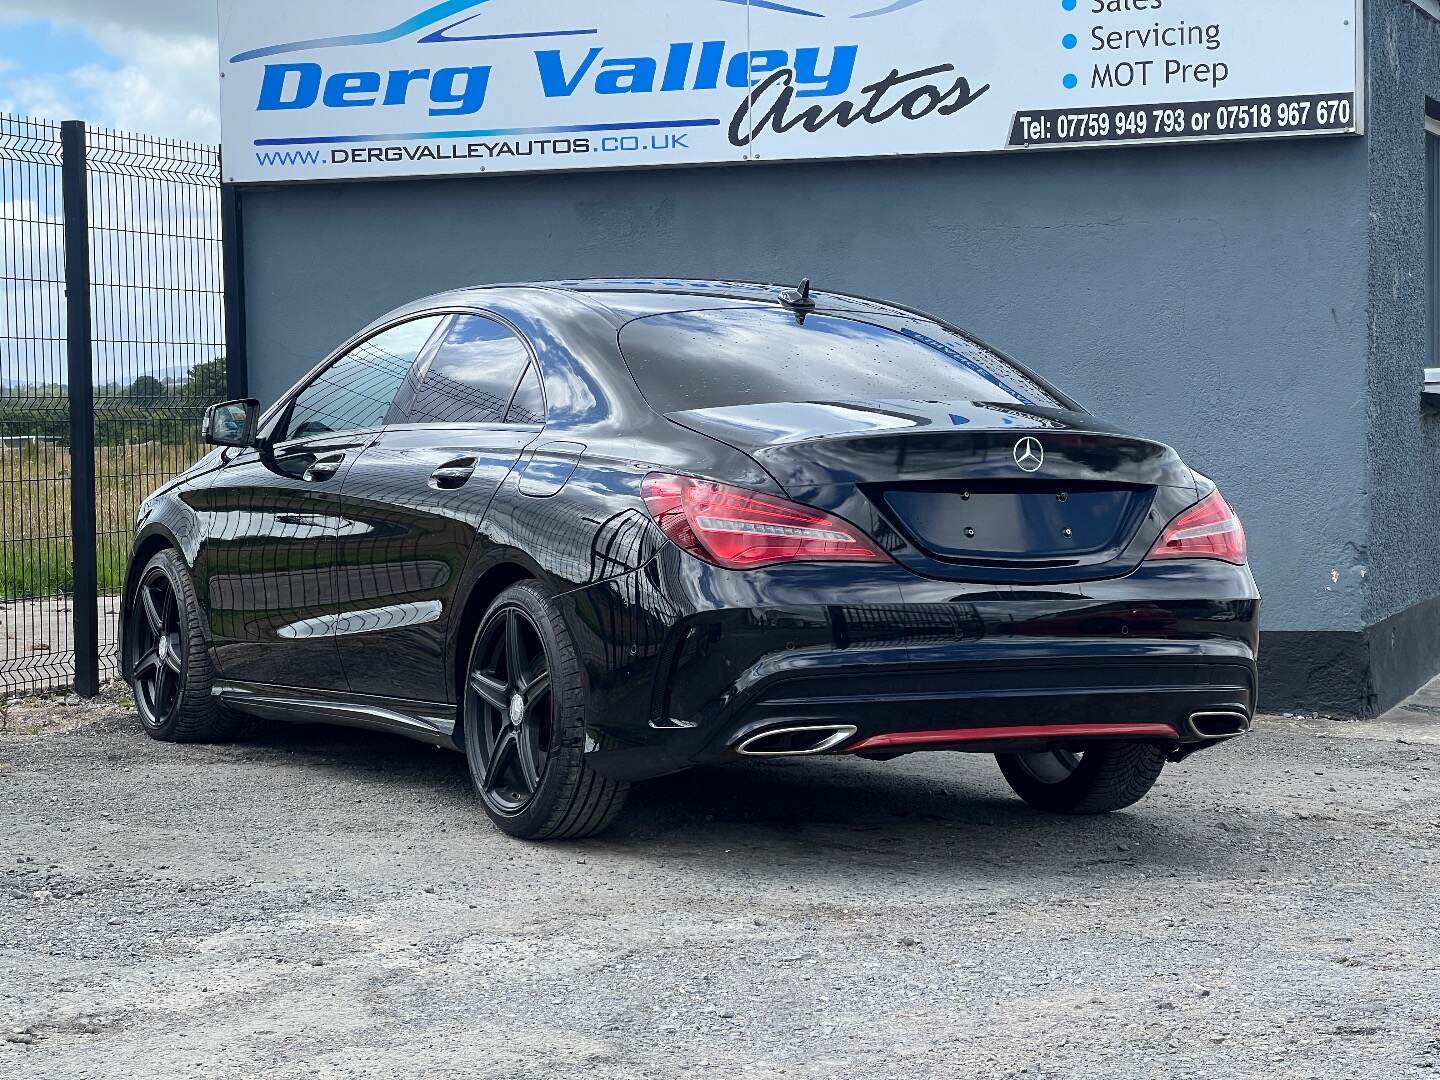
[484,729,519,791]
[469,671,508,712]
[154,666,173,712]
[135,650,161,677]
[516,724,543,791]
[141,584,164,634]
[505,611,525,688]
[519,664,549,704]
[160,638,183,674]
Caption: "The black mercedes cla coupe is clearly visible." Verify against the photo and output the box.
[121,279,1260,840]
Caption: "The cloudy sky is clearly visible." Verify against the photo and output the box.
[0,0,219,141]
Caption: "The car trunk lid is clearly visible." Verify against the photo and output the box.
[666,399,1199,584]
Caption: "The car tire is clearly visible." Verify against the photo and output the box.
[462,581,628,840]
[995,742,1167,814]
[126,548,242,743]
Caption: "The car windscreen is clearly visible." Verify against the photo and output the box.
[618,308,1066,414]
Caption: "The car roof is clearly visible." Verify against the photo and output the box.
[406,278,928,326]
[368,278,1080,421]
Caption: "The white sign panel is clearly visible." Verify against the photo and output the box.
[218,0,1364,184]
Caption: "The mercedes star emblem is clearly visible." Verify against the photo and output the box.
[1014,437,1044,473]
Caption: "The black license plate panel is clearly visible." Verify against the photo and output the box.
[880,483,1154,562]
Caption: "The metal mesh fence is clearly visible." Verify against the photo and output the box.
[0,116,72,694]
[0,117,225,696]
[85,127,226,683]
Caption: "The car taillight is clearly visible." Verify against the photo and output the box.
[641,473,890,570]
[1147,492,1247,565]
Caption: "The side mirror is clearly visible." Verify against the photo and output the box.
[203,399,261,447]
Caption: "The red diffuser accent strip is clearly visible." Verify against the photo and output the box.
[847,722,1181,753]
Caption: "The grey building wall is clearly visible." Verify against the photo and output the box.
[1357,0,1440,709]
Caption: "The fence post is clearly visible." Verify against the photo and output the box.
[61,120,99,699]
[220,183,249,400]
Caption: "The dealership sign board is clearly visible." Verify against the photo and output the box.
[218,0,1364,184]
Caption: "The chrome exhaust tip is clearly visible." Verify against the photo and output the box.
[736,724,859,757]
[1187,710,1252,740]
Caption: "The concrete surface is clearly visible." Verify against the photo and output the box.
[1,690,1437,1079]
[1377,672,1440,743]
[0,597,123,694]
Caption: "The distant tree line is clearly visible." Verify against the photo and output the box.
[0,358,227,446]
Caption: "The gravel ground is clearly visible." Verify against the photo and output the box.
[1,687,1438,1079]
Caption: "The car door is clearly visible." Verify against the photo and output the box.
[333,313,546,702]
[192,315,448,689]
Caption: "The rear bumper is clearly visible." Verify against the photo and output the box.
[557,550,1261,782]
[697,642,1255,763]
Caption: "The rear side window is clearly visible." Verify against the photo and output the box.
[403,314,531,425]
[619,309,1064,413]
[285,316,445,440]
[506,364,546,425]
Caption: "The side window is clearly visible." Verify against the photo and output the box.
[405,314,531,425]
[285,316,445,441]
[506,364,547,425]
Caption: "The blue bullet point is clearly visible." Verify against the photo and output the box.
[1063,73,1079,90]
[1063,0,1077,9]
[1063,33,1078,49]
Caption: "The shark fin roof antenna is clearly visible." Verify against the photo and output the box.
[779,278,817,316]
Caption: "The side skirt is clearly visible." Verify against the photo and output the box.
[214,681,460,751]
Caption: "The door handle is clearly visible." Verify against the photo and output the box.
[303,451,346,483]
[430,457,478,490]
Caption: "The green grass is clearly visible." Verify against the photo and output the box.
[0,540,130,600]
[1,441,205,601]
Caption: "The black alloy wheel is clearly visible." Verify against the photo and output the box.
[130,564,186,725]
[996,741,1168,814]
[125,547,238,743]
[461,581,629,840]
[1009,748,1084,786]
[467,604,554,813]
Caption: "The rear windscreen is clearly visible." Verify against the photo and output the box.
[618,308,1065,414]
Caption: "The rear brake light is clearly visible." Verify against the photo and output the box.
[642,473,890,570]
[1147,492,1247,565]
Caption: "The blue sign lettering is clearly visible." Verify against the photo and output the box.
[255,42,853,117]
[534,41,858,98]
[257,61,493,116]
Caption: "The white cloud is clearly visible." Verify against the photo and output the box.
[0,1,219,142]
[72,28,219,142]
[0,73,83,121]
